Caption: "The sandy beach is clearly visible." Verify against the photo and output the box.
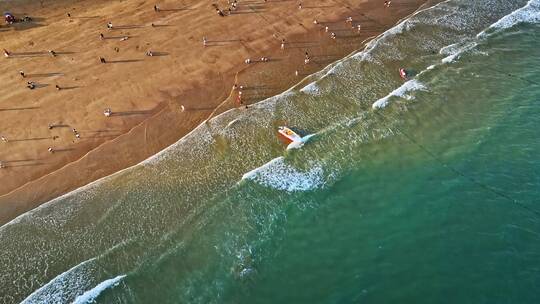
[0,0,428,224]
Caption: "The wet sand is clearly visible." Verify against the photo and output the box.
[0,0,429,224]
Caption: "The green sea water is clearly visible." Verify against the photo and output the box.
[1,0,540,303]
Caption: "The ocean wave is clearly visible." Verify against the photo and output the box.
[372,79,427,109]
[20,258,97,304]
[241,157,325,192]
[478,0,540,37]
[72,275,126,304]
[300,81,322,96]
[440,40,479,63]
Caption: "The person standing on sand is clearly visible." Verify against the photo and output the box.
[48,147,55,153]
[154,5,160,12]
[19,71,25,78]
[203,36,208,47]
[298,2,302,9]
[100,33,104,40]
[331,32,336,40]
[55,85,62,90]
[3,49,10,57]
[104,108,112,117]
[357,24,361,32]
[99,57,106,63]
[107,21,113,30]
[281,38,286,50]
[49,50,57,57]
[1,136,8,142]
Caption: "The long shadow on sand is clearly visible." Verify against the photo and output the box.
[106,59,144,63]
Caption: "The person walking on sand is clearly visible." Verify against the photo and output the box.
[27,82,36,89]
[49,50,57,57]
[298,2,302,9]
[203,36,208,47]
[99,57,106,63]
[48,147,55,153]
[1,136,8,142]
[107,21,113,30]
[331,32,336,40]
[281,38,286,50]
[304,52,310,64]
[100,33,104,40]
[3,49,10,57]
[236,91,243,106]
[19,70,25,78]
[154,5,160,12]
[357,24,361,32]
[104,108,112,117]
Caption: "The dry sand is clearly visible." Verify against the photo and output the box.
[0,0,429,224]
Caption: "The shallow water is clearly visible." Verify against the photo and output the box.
[2,0,540,303]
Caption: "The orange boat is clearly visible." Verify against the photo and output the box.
[277,126,303,144]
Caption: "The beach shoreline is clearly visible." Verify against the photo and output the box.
[0,0,430,225]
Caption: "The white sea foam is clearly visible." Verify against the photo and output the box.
[440,40,478,63]
[300,81,321,96]
[242,157,324,192]
[21,258,97,304]
[478,0,540,37]
[372,79,427,109]
[72,275,126,304]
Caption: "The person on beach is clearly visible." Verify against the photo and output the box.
[3,49,10,57]
[236,91,243,106]
[67,13,71,18]
[357,24,361,32]
[298,2,302,9]
[331,32,336,40]
[313,19,319,25]
[154,5,160,12]
[120,36,129,41]
[19,70,25,78]
[55,85,62,90]
[304,52,311,64]
[384,1,392,8]
[1,136,8,142]
[346,16,353,24]
[104,108,112,117]
[114,47,119,52]
[48,123,54,130]
[325,26,329,32]
[295,70,299,76]
[100,33,104,40]
[99,57,106,63]
[245,58,252,64]
[0,161,5,169]
[27,82,36,89]
[48,147,55,153]
[281,38,286,50]
[261,57,269,62]
[216,8,225,17]
[145,50,154,56]
[107,21,113,30]
[203,36,208,47]
[49,50,57,57]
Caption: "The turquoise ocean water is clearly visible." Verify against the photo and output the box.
[1,0,540,303]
